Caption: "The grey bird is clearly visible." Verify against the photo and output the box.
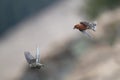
[24,48,44,69]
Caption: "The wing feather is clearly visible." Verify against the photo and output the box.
[24,51,36,64]
[80,21,89,27]
[36,47,40,63]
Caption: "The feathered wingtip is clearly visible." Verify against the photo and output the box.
[91,21,97,31]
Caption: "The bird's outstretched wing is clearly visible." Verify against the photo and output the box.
[36,47,40,63]
[24,51,36,64]
[81,30,93,39]
[92,21,97,31]
[80,21,89,27]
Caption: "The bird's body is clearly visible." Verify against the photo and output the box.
[29,63,43,69]
[24,48,44,69]
[74,21,97,38]
[74,23,88,31]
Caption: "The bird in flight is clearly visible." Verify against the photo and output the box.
[24,48,44,69]
[73,21,97,38]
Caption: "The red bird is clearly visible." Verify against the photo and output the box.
[73,21,97,38]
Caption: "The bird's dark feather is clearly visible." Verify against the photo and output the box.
[80,22,89,27]
[24,52,36,64]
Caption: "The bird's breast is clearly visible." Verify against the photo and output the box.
[75,24,88,31]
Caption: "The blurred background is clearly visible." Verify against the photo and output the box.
[0,0,120,80]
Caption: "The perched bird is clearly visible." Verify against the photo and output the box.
[73,21,97,38]
[24,48,44,69]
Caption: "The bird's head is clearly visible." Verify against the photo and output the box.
[73,24,79,29]
[34,63,44,69]
[37,63,44,67]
